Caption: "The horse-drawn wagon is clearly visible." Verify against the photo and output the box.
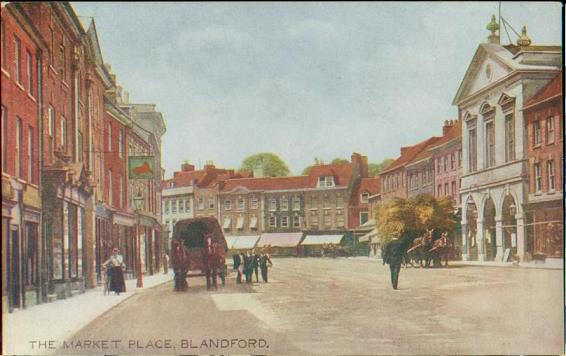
[405,229,453,268]
[171,217,228,291]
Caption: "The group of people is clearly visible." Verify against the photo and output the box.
[232,249,273,284]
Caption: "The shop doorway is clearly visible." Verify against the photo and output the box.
[502,194,518,260]
[11,227,20,308]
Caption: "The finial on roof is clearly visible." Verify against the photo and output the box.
[517,25,531,47]
[486,14,500,44]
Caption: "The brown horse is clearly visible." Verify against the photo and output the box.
[428,232,452,267]
[172,239,189,291]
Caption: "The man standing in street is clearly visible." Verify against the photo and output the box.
[163,253,169,274]
[251,249,260,283]
[233,252,242,284]
[382,232,413,290]
[259,250,273,283]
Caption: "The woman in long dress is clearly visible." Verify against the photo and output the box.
[103,248,127,295]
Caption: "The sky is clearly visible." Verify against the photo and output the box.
[71,2,562,178]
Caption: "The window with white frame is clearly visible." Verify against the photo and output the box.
[533,121,541,146]
[546,117,555,144]
[281,216,289,227]
[224,198,231,210]
[26,51,33,96]
[438,184,442,196]
[326,176,334,187]
[293,215,300,228]
[293,196,300,211]
[60,116,66,148]
[458,149,462,168]
[323,215,332,227]
[119,176,123,208]
[360,192,369,203]
[485,121,495,168]
[164,199,170,214]
[281,196,288,211]
[468,126,477,172]
[450,153,455,170]
[14,36,21,84]
[108,169,113,205]
[269,198,277,211]
[336,194,343,207]
[179,198,185,213]
[269,215,277,227]
[198,197,204,210]
[237,196,245,211]
[547,160,555,191]
[251,196,258,209]
[48,106,54,137]
[27,126,33,181]
[360,211,369,225]
[108,123,113,153]
[171,199,177,213]
[185,199,191,211]
[444,183,449,196]
[443,156,448,172]
[336,214,344,227]
[208,197,214,209]
[15,117,21,177]
[504,113,515,162]
[534,163,542,192]
[119,129,123,158]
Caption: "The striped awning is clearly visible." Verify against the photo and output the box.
[257,232,303,248]
[225,235,238,249]
[232,235,260,250]
[301,234,344,246]
[223,217,231,229]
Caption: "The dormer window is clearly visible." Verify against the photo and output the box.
[361,193,369,203]
[318,176,335,188]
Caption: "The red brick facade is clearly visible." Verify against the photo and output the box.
[523,73,563,259]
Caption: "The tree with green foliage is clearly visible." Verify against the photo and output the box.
[240,153,290,177]
[368,158,394,176]
[376,194,457,245]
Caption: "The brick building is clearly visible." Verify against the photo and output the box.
[523,73,562,262]
[1,2,45,311]
[406,137,441,199]
[379,137,440,204]
[430,120,462,204]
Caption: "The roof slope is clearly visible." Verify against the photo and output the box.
[524,72,562,108]
[380,137,441,174]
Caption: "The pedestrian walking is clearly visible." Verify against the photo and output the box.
[259,252,273,283]
[163,253,169,274]
[382,232,413,290]
[233,253,242,284]
[251,249,259,283]
[239,251,246,283]
[103,247,126,295]
[244,250,253,283]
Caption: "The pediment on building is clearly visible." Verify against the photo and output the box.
[452,44,515,105]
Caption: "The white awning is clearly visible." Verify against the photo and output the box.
[225,235,238,249]
[249,216,258,228]
[236,216,245,229]
[223,217,231,229]
[232,235,260,250]
[359,230,378,242]
[301,234,344,246]
[257,232,303,248]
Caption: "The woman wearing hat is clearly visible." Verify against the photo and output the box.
[103,247,127,295]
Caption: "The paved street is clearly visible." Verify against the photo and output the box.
[59,258,563,355]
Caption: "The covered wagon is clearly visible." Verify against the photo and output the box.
[171,217,228,291]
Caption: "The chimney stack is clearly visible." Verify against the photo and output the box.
[442,120,453,136]
[181,163,194,172]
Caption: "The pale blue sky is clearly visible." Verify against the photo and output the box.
[71,2,562,178]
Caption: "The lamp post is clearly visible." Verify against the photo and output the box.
[133,194,144,288]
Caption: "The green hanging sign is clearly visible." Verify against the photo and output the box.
[128,156,155,180]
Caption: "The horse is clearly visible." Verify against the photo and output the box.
[405,229,434,268]
[171,240,189,291]
[428,232,452,267]
[202,233,227,290]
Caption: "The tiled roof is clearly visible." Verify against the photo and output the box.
[220,162,354,193]
[524,72,562,108]
[359,177,380,194]
[165,167,242,189]
[381,137,441,173]
[221,175,312,192]
[308,163,353,187]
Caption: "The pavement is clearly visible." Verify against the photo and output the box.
[35,257,565,355]
[2,271,173,356]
